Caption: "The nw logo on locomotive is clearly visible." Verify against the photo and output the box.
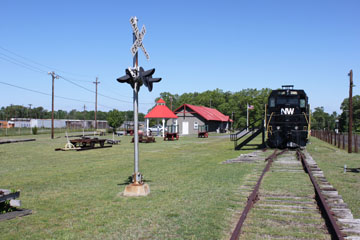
[280,108,295,115]
[266,85,310,148]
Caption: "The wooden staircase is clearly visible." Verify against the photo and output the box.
[230,119,265,150]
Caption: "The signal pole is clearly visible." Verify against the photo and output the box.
[48,71,59,139]
[93,77,100,129]
[348,70,353,153]
[117,16,161,197]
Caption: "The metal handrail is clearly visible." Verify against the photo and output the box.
[230,118,263,141]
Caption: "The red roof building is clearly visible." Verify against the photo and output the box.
[171,104,232,135]
[145,99,178,136]
[145,99,178,119]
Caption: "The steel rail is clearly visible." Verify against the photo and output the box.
[296,149,344,240]
[230,149,288,240]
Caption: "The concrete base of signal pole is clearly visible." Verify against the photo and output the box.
[120,172,150,197]
[122,182,150,197]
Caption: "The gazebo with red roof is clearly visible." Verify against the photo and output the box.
[145,99,178,137]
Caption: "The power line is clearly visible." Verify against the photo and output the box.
[0,52,48,73]
[0,56,46,74]
[0,47,156,105]
[0,81,128,111]
[0,81,93,104]
[59,75,154,105]
[0,45,94,79]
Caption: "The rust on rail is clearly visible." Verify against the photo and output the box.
[230,149,288,240]
[296,149,344,240]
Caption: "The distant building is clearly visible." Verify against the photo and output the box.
[7,118,108,129]
[0,120,13,128]
[170,104,232,135]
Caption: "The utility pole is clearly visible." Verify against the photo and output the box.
[169,96,173,111]
[83,104,86,136]
[29,104,32,134]
[93,77,100,129]
[28,104,32,118]
[348,70,353,153]
[48,71,59,139]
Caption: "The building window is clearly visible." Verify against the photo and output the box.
[194,121,198,130]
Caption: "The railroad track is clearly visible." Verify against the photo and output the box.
[229,149,360,240]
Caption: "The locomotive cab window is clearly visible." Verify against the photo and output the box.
[277,97,298,105]
[269,98,275,107]
[300,99,305,108]
[288,98,298,105]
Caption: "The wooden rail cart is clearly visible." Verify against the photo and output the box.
[198,125,208,138]
[164,125,179,141]
[131,134,156,143]
[0,189,32,221]
[124,123,134,136]
[70,137,107,148]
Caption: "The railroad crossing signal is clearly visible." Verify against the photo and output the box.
[118,16,160,196]
[140,67,161,92]
[130,17,150,60]
[117,67,161,92]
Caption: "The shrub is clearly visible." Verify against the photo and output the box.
[32,126,38,135]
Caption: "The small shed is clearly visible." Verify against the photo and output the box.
[145,99,178,137]
[171,104,232,135]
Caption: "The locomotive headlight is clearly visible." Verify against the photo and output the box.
[276,126,280,130]
[295,126,298,130]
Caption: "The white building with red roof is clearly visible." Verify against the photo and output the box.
[145,99,178,137]
[171,104,232,135]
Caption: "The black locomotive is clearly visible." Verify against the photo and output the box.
[266,85,310,148]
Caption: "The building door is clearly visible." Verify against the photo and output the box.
[182,122,189,135]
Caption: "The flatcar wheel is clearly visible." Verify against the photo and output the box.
[100,141,104,147]
[82,142,87,147]
[90,142,95,148]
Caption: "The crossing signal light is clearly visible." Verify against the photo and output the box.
[117,68,137,90]
[117,67,161,92]
[139,67,161,92]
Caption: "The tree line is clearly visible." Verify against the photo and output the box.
[0,105,145,122]
[2,90,358,132]
[156,89,359,132]
[155,88,272,129]
[311,96,360,132]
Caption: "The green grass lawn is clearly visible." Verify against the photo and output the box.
[307,137,360,219]
[0,133,259,239]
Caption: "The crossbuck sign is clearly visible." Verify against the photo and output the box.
[130,17,150,60]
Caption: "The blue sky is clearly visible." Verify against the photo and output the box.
[1,0,359,114]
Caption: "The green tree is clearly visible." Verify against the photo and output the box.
[339,95,360,132]
[311,107,337,130]
[107,109,125,132]
[153,88,272,130]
